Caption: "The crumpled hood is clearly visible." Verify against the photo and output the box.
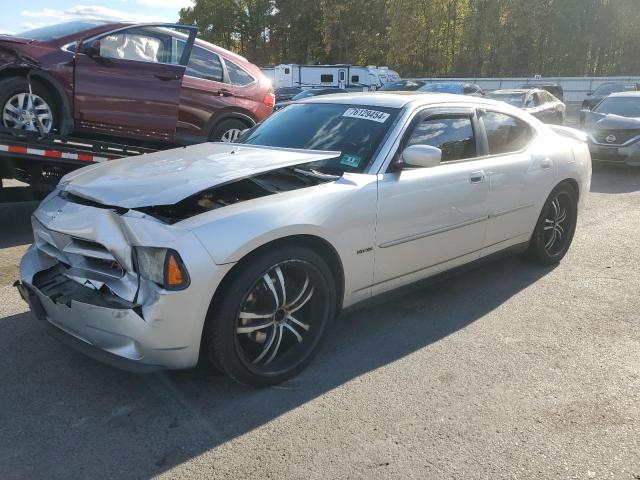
[584,112,640,130]
[60,143,340,208]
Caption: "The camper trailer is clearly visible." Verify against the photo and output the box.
[262,64,401,90]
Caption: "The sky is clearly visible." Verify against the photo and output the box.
[0,0,192,35]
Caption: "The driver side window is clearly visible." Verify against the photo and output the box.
[98,26,186,64]
[406,115,477,162]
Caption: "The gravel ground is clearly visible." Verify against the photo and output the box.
[0,165,639,480]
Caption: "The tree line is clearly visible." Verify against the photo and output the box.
[178,0,640,77]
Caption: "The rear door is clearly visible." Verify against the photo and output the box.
[477,110,555,255]
[74,24,197,141]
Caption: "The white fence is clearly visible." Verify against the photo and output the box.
[409,76,640,102]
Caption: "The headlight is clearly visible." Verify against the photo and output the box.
[133,247,190,290]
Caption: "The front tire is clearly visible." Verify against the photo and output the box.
[525,183,578,265]
[0,77,58,134]
[202,245,336,386]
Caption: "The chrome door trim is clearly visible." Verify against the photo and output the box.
[359,233,526,291]
[489,204,535,218]
[378,215,489,249]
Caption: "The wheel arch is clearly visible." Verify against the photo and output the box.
[198,233,346,366]
[207,111,256,140]
[0,66,74,135]
[558,177,580,200]
[208,233,345,319]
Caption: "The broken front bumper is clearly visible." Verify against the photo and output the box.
[18,191,234,372]
[16,274,159,373]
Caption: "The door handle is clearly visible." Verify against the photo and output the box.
[218,89,233,97]
[540,159,552,169]
[154,73,180,81]
[469,171,485,184]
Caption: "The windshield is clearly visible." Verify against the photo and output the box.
[593,83,636,96]
[593,97,640,118]
[16,21,108,41]
[485,92,525,107]
[417,83,463,94]
[241,103,400,174]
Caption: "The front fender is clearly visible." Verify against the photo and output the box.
[196,222,339,265]
[186,174,379,306]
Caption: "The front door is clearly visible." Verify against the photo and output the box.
[74,24,196,141]
[373,108,490,293]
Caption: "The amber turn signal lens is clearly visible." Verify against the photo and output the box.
[166,253,186,287]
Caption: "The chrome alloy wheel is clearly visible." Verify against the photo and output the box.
[2,93,53,133]
[235,260,323,373]
[220,128,242,142]
[543,193,571,255]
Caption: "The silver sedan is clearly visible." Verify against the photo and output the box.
[17,93,592,386]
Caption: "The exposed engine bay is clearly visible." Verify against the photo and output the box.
[134,165,338,224]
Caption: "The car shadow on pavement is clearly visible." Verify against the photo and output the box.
[590,164,640,194]
[0,255,553,479]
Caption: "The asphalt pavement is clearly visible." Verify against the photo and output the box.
[0,166,639,479]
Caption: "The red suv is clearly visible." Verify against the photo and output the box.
[0,21,274,144]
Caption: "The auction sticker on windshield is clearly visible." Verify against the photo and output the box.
[342,108,390,123]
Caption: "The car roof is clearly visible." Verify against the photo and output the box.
[608,91,640,98]
[489,89,534,94]
[300,91,505,109]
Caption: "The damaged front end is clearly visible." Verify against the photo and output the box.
[17,189,229,371]
[17,150,341,371]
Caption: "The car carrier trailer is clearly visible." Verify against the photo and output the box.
[0,126,158,196]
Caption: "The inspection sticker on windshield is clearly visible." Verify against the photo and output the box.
[342,108,390,123]
[340,154,362,168]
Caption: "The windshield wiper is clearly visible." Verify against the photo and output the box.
[292,167,340,180]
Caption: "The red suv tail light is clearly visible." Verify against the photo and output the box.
[263,93,275,109]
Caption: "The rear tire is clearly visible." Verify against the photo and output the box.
[0,77,59,134]
[525,183,577,265]
[209,119,248,143]
[202,245,336,386]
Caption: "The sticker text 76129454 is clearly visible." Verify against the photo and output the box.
[342,108,390,123]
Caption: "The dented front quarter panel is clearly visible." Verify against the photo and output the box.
[182,173,379,308]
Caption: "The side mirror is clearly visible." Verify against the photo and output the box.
[83,39,101,58]
[586,91,592,96]
[401,144,442,168]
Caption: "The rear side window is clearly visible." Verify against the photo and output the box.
[226,60,255,86]
[407,116,476,162]
[482,111,533,155]
[186,46,223,82]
